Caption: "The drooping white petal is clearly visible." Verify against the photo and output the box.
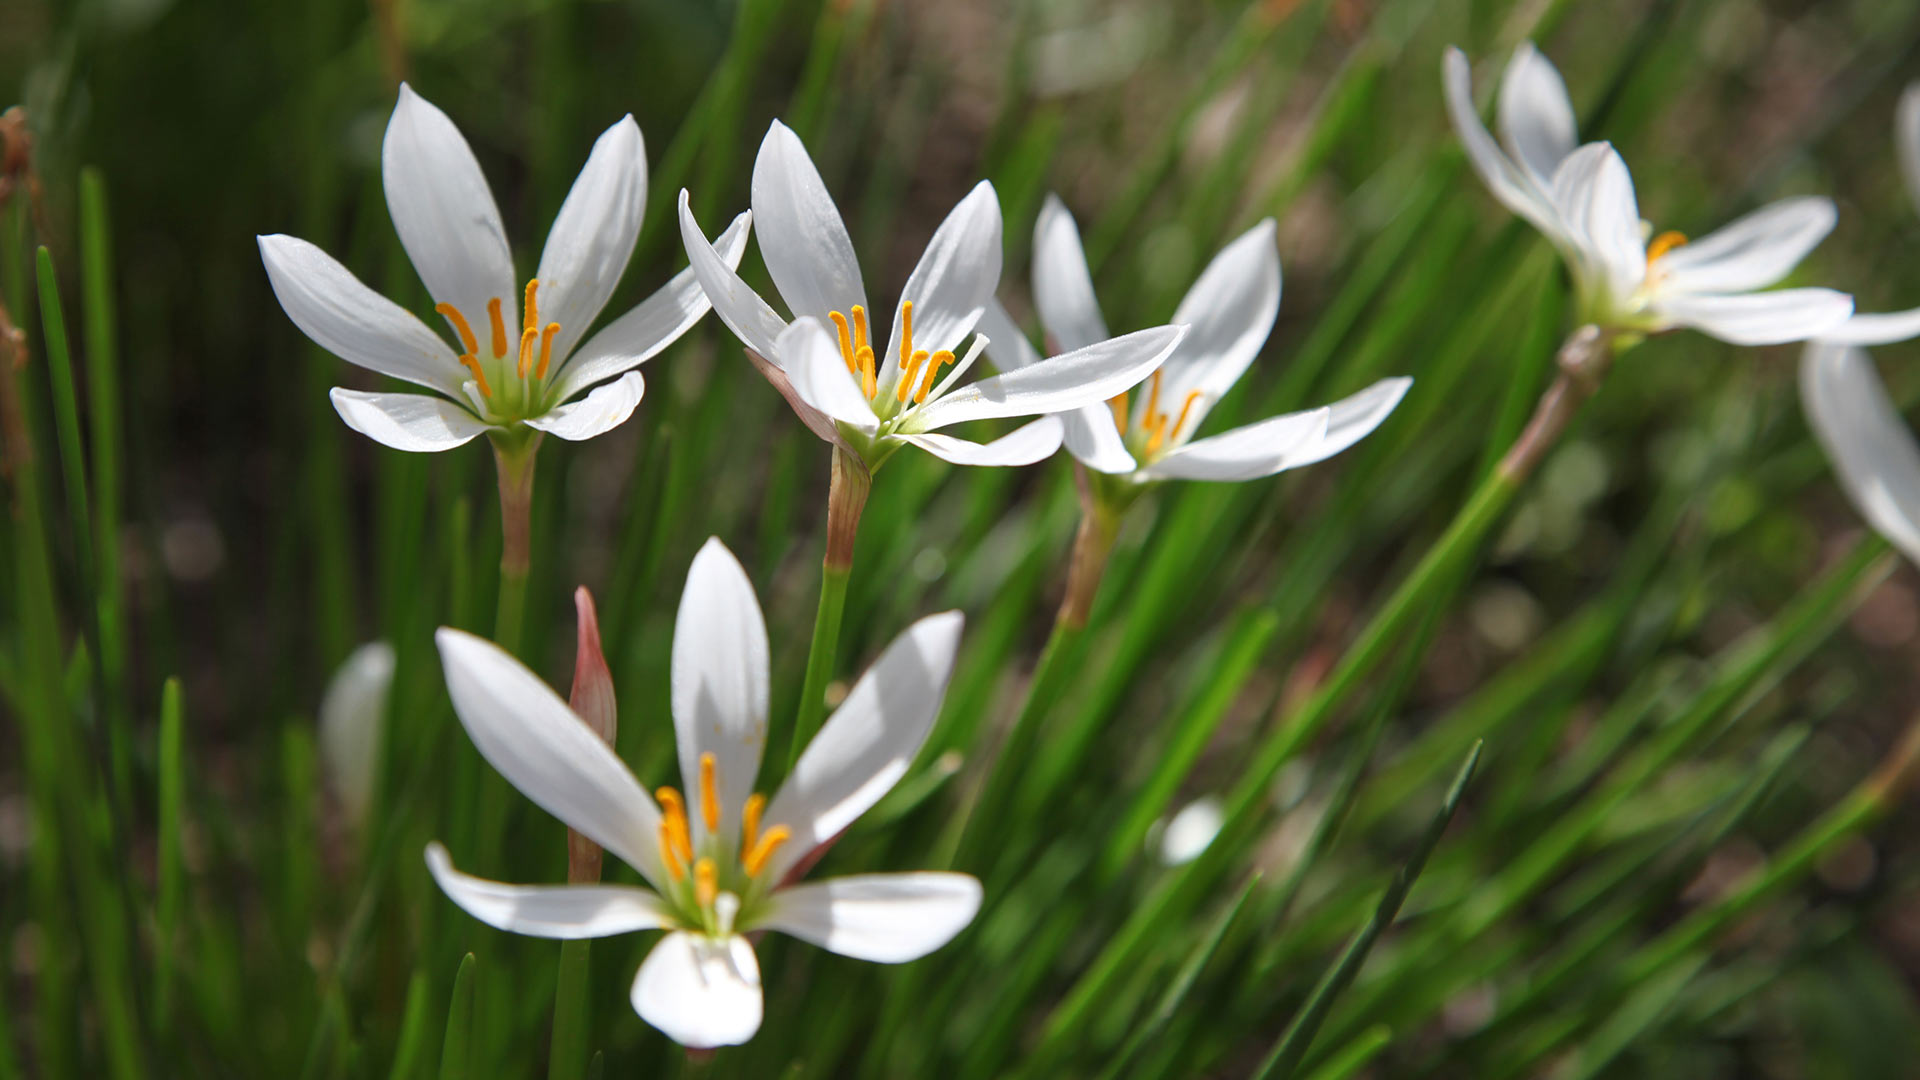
[878,181,1001,390]
[762,873,981,962]
[680,193,789,362]
[329,388,493,452]
[557,212,753,401]
[535,115,648,364]
[1031,194,1110,353]
[525,371,645,441]
[1653,288,1853,346]
[631,932,763,1049]
[1551,142,1645,303]
[907,325,1185,432]
[434,628,665,886]
[672,538,770,842]
[319,642,395,828]
[1442,47,1563,237]
[751,120,867,323]
[1496,42,1578,186]
[762,611,964,882]
[1898,82,1920,216]
[1801,343,1920,566]
[1654,197,1836,296]
[900,416,1065,467]
[978,301,1136,473]
[425,842,670,939]
[780,318,880,431]
[1818,306,1920,347]
[1154,219,1280,432]
[383,85,517,331]
[1282,376,1413,469]
[259,235,467,397]
[1136,406,1330,483]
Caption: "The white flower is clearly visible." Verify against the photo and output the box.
[980,196,1410,482]
[318,641,395,829]
[1444,44,1853,346]
[259,84,749,452]
[425,539,979,1048]
[1800,343,1920,565]
[678,120,1186,471]
[1158,796,1224,866]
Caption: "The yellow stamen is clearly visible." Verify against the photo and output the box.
[517,326,537,378]
[897,349,929,403]
[436,303,479,356]
[857,346,877,399]
[1145,413,1169,455]
[829,310,857,372]
[523,279,540,334]
[457,354,492,399]
[851,305,870,355]
[699,753,720,833]
[537,322,560,379]
[1144,370,1163,425]
[1645,230,1688,267]
[741,793,766,861]
[916,350,953,404]
[1108,393,1128,435]
[658,821,685,881]
[899,300,914,366]
[694,857,718,908]
[656,787,693,864]
[487,297,508,358]
[742,825,792,877]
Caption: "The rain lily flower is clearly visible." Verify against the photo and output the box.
[259,84,749,453]
[1444,44,1853,347]
[678,120,1186,472]
[318,641,395,831]
[425,539,979,1048]
[980,196,1411,486]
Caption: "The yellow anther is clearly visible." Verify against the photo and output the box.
[537,322,560,379]
[1166,390,1203,447]
[857,346,877,399]
[487,297,508,358]
[899,300,914,365]
[742,825,792,877]
[517,326,537,378]
[436,303,479,356]
[1108,393,1129,435]
[1144,370,1164,425]
[457,354,493,399]
[658,821,685,881]
[851,305,870,355]
[897,349,929,403]
[741,793,766,859]
[523,279,541,334]
[656,787,693,864]
[694,857,718,908]
[828,310,857,372]
[1645,230,1688,267]
[699,753,721,833]
[916,350,953,404]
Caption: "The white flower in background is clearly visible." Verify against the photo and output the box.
[980,197,1410,483]
[426,539,979,1048]
[318,642,395,829]
[678,120,1186,471]
[1445,44,1853,346]
[1158,796,1224,866]
[259,84,749,452]
[1817,84,1920,348]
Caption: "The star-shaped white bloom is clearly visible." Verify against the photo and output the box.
[678,120,1186,472]
[425,539,979,1049]
[1445,44,1854,347]
[979,196,1410,483]
[259,84,749,452]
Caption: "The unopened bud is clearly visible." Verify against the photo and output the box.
[567,586,618,883]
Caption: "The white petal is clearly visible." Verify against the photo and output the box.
[1031,194,1109,353]
[1551,143,1645,303]
[900,416,1064,467]
[1899,82,1920,217]
[1653,288,1853,347]
[978,303,1133,472]
[908,325,1185,432]
[762,873,981,962]
[878,181,1001,390]
[680,193,789,362]
[329,388,492,452]
[1819,306,1920,347]
[1137,407,1330,483]
[536,116,648,365]
[318,642,395,828]
[383,85,517,331]
[672,538,770,843]
[1800,342,1920,566]
[976,300,1044,370]
[1155,219,1281,432]
[1159,796,1224,865]
[780,318,880,431]
[1442,47,1562,237]
[1283,376,1413,468]
[631,932,762,1049]
[1497,42,1577,186]
[750,120,866,323]
[525,371,645,441]
[1654,197,1836,295]
[259,235,467,396]
[762,611,964,882]
[425,842,669,939]
[434,628,665,886]
[556,211,752,401]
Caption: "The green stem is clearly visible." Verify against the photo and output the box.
[490,435,540,655]
[546,941,591,1080]
[787,446,869,767]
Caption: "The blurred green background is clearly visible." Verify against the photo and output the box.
[7,0,1920,1076]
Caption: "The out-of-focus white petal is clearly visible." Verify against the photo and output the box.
[908,325,1184,431]
[878,182,1002,390]
[557,212,752,400]
[900,416,1064,467]
[1800,342,1920,566]
[976,300,1045,371]
[751,120,866,323]
[762,873,981,962]
[1031,195,1110,353]
[1159,796,1223,866]
[1551,143,1645,302]
[525,372,645,441]
[319,642,395,828]
[259,235,467,397]
[780,318,880,432]
[762,611,964,882]
[1898,83,1920,217]
[329,388,492,452]
[1654,288,1853,346]
[1655,197,1836,296]
[1819,306,1920,347]
[434,628,666,886]
[425,843,669,939]
[1155,219,1280,433]
[1136,407,1330,483]
[1443,47,1562,237]
[672,538,770,843]
[383,85,517,330]
[1281,376,1413,468]
[535,116,648,364]
[679,194,789,362]
[631,932,763,1049]
[1496,43,1578,186]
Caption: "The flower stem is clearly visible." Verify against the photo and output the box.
[490,434,541,656]
[1058,471,1124,629]
[546,940,591,1080]
[787,446,870,768]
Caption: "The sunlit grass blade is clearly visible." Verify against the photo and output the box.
[440,954,477,1080]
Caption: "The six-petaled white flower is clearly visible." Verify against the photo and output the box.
[425,539,979,1048]
[678,120,1186,471]
[259,84,749,452]
[1445,44,1854,347]
[980,196,1410,484]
